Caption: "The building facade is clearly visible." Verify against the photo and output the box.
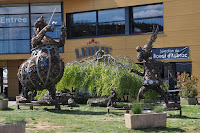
[0,0,199,99]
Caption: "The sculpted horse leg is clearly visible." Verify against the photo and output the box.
[137,86,148,102]
[153,86,168,104]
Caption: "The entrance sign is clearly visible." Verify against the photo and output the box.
[0,17,28,24]
[152,46,189,60]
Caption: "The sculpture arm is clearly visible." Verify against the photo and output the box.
[130,68,144,76]
[31,25,52,47]
[58,21,66,47]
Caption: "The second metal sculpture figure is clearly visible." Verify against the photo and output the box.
[130,25,176,103]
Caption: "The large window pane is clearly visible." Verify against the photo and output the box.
[31,3,61,13]
[0,4,29,14]
[71,24,96,38]
[98,8,125,23]
[31,26,61,38]
[71,11,96,24]
[31,13,61,26]
[133,4,163,19]
[0,27,30,40]
[132,18,163,33]
[132,4,163,34]
[0,14,29,27]
[98,21,125,35]
[0,40,30,54]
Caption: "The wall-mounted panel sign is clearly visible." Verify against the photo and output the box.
[75,39,112,58]
[152,46,189,60]
[0,61,7,68]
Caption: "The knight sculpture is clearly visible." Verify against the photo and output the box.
[130,25,176,103]
[17,16,66,102]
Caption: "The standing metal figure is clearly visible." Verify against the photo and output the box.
[130,25,175,103]
[17,16,66,102]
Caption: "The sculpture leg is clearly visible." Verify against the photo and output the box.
[153,86,168,104]
[49,87,56,100]
[137,86,148,103]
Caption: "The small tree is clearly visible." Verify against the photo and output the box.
[56,56,143,100]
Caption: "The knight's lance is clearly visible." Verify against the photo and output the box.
[48,8,56,25]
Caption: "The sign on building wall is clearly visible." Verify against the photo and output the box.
[152,46,189,60]
[0,61,7,68]
[75,39,112,58]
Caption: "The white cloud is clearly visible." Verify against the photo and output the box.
[134,9,163,18]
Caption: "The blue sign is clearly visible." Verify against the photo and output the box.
[152,46,189,60]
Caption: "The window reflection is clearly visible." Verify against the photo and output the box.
[0,40,30,54]
[98,8,125,23]
[31,3,61,13]
[132,4,163,33]
[133,4,163,19]
[98,22,125,35]
[0,27,30,40]
[0,4,29,14]
[0,14,29,27]
[31,13,61,26]
[71,11,96,24]
[132,18,163,33]
[71,24,96,38]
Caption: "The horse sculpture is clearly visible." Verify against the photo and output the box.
[17,16,66,102]
[130,25,176,103]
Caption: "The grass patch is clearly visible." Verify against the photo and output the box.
[0,104,200,132]
[3,116,26,124]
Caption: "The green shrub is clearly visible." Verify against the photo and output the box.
[0,93,5,100]
[153,105,164,113]
[143,89,159,100]
[176,72,198,98]
[131,102,142,114]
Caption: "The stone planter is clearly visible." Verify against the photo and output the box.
[180,97,197,105]
[0,123,26,133]
[125,112,167,129]
[0,99,8,110]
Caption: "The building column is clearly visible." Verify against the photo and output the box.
[7,60,19,98]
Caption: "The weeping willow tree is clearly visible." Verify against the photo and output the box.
[56,56,143,100]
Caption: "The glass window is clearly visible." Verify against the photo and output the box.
[98,21,125,35]
[98,8,125,23]
[98,8,125,35]
[0,3,63,54]
[31,13,61,26]
[0,27,30,40]
[30,3,61,13]
[71,24,96,38]
[132,4,163,34]
[71,11,96,24]
[0,40,30,54]
[31,26,62,39]
[133,18,163,33]
[67,8,125,38]
[0,4,29,14]
[0,14,29,27]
